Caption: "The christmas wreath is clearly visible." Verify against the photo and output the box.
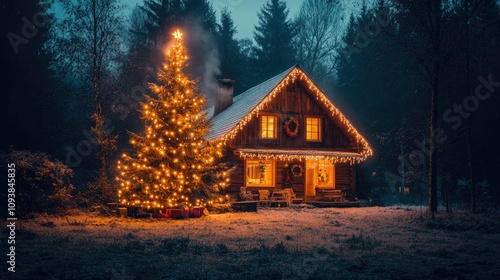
[284,117,300,138]
[290,164,304,178]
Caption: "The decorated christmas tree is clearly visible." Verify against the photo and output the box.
[116,30,229,209]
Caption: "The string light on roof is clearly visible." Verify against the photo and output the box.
[217,67,373,160]
[238,149,367,165]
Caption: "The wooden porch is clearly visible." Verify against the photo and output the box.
[263,197,360,208]
[301,190,360,207]
[239,187,360,208]
[302,199,360,208]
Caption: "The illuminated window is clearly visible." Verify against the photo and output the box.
[306,117,321,141]
[261,115,277,139]
[305,160,335,190]
[245,159,275,187]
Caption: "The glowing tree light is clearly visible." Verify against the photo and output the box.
[116,29,229,209]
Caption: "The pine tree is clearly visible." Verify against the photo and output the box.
[252,0,296,82]
[116,30,226,209]
[1,0,68,153]
[217,8,239,78]
[141,0,183,48]
[183,0,217,34]
[217,8,250,93]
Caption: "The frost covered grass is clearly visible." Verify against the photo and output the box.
[11,206,500,279]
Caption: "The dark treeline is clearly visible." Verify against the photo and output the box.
[1,0,499,212]
[336,0,500,212]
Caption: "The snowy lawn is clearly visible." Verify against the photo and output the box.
[11,206,500,279]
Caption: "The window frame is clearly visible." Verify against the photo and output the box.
[244,158,276,187]
[305,116,322,142]
[260,114,278,139]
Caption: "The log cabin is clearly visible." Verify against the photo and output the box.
[207,65,372,206]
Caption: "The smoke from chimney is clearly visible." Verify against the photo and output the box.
[214,79,235,116]
[181,19,220,106]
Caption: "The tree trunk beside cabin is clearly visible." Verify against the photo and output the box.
[428,0,442,213]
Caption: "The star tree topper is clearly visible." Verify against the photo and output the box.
[172,29,183,39]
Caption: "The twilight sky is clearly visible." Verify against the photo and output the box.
[210,0,304,40]
[121,0,304,40]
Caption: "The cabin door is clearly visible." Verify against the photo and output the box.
[305,167,316,197]
[305,160,335,199]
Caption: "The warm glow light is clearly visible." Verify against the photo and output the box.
[214,67,373,162]
[115,26,229,209]
[173,29,183,39]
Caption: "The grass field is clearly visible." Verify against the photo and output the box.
[5,206,500,279]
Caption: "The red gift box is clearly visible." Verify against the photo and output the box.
[189,206,205,218]
[166,208,189,219]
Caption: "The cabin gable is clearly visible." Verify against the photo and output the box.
[226,80,355,151]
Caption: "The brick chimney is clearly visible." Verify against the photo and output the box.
[214,79,235,116]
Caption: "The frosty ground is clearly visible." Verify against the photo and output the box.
[9,206,500,279]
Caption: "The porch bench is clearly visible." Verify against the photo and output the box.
[317,188,344,201]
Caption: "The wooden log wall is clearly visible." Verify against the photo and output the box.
[335,163,356,200]
[227,81,357,151]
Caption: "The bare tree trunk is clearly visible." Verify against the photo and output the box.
[467,136,476,212]
[428,86,438,213]
[442,167,450,213]
[50,0,124,204]
[428,0,442,213]
[91,0,113,202]
[462,0,478,214]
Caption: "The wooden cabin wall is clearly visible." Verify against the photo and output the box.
[335,163,356,199]
[223,149,244,194]
[219,79,361,200]
[227,81,358,151]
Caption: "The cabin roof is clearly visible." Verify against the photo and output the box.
[207,65,372,159]
[207,65,295,141]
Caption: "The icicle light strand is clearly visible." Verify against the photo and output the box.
[219,67,373,161]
